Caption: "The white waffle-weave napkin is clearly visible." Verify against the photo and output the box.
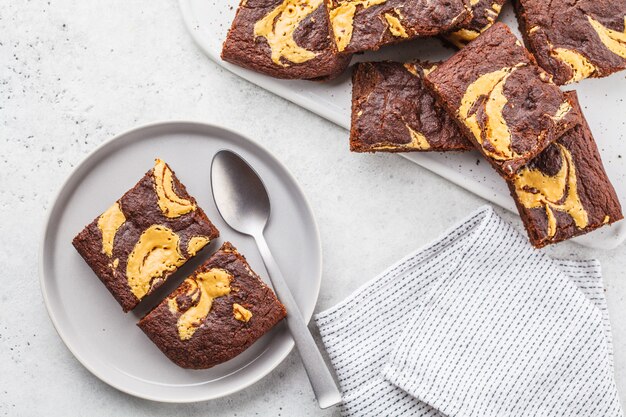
[315,206,622,417]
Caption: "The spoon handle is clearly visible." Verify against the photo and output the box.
[254,234,342,409]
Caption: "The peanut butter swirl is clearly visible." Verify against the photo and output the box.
[329,0,387,52]
[187,236,210,257]
[368,123,431,151]
[459,64,571,162]
[549,45,597,83]
[384,10,408,38]
[459,65,524,161]
[233,303,253,322]
[447,2,502,48]
[168,268,233,340]
[97,202,126,257]
[126,225,186,299]
[513,143,589,238]
[153,159,196,218]
[254,0,322,66]
[587,16,626,59]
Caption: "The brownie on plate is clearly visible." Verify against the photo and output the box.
[221,0,351,80]
[515,0,626,85]
[72,159,219,312]
[327,0,472,54]
[508,92,623,248]
[425,23,580,179]
[446,0,506,48]
[138,242,287,369]
[350,61,472,152]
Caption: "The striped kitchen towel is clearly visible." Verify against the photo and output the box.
[315,206,622,417]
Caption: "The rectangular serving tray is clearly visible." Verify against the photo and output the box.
[179,0,626,249]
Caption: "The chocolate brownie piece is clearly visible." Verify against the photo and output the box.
[138,242,287,369]
[508,92,623,248]
[221,0,351,80]
[350,61,472,152]
[515,0,626,85]
[446,0,506,48]
[425,23,580,178]
[327,0,472,54]
[72,159,219,312]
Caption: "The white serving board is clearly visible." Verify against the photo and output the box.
[179,0,626,249]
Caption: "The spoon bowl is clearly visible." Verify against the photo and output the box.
[211,150,270,235]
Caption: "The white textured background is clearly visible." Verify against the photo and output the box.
[1,1,624,415]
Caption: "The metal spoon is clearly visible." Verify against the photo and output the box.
[210,149,342,409]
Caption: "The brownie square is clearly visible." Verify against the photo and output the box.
[350,61,472,152]
[72,159,220,312]
[221,0,351,80]
[515,0,626,85]
[445,0,506,48]
[327,0,472,54]
[425,23,580,178]
[138,242,287,369]
[508,91,623,248]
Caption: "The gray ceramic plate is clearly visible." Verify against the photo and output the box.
[39,122,322,402]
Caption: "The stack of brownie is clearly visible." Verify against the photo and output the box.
[73,160,286,369]
[350,23,623,247]
[219,0,625,247]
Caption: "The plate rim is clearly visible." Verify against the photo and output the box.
[38,120,323,403]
